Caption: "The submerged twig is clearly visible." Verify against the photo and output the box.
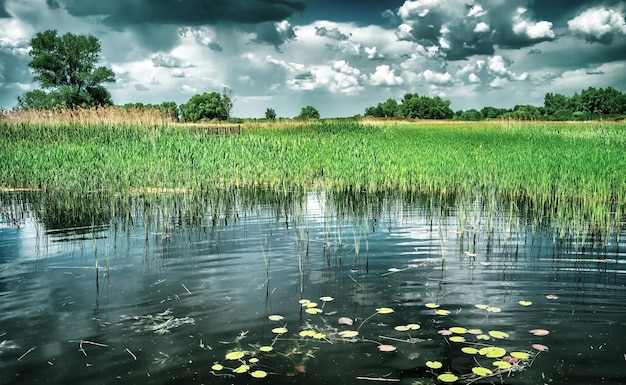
[181,283,192,294]
[356,376,400,382]
[17,346,36,361]
[125,348,137,360]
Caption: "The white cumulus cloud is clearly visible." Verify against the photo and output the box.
[369,65,404,86]
[512,8,555,40]
[568,6,626,43]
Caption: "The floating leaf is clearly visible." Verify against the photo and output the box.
[435,309,451,316]
[503,355,519,364]
[488,330,509,339]
[233,364,250,373]
[305,307,323,314]
[545,294,559,300]
[493,361,512,369]
[529,329,550,336]
[426,360,443,369]
[268,315,284,321]
[467,329,482,335]
[388,267,401,272]
[486,306,501,313]
[476,334,490,341]
[449,336,466,343]
[250,370,267,378]
[299,299,311,305]
[303,302,318,308]
[407,323,421,330]
[313,333,326,339]
[225,351,245,360]
[461,347,478,355]
[338,317,354,325]
[475,304,489,310]
[299,330,316,338]
[425,303,440,309]
[479,346,507,358]
[339,330,359,338]
[438,329,453,336]
[211,363,224,371]
[479,261,491,266]
[437,373,458,383]
[395,325,410,332]
[249,357,259,363]
[320,296,334,302]
[518,301,532,306]
[472,367,493,376]
[259,346,273,352]
[532,343,549,351]
[376,307,394,314]
[378,344,397,352]
[449,327,467,334]
[271,327,288,334]
[510,351,530,359]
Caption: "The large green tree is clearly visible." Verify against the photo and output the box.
[179,92,228,122]
[297,105,320,119]
[18,30,116,109]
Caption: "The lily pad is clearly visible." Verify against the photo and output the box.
[437,373,458,383]
[486,306,501,313]
[426,360,443,369]
[378,344,397,352]
[376,307,394,314]
[268,315,284,321]
[233,364,250,373]
[211,363,224,371]
[472,367,493,376]
[510,351,530,359]
[425,303,440,309]
[338,317,354,325]
[518,300,533,306]
[532,343,549,351]
[271,327,288,334]
[320,296,334,302]
[299,330,316,337]
[250,370,267,378]
[406,323,420,330]
[488,330,509,339]
[395,325,410,332]
[339,330,359,338]
[493,361,512,369]
[478,346,507,358]
[461,347,479,355]
[305,307,323,314]
[435,309,451,316]
[225,351,245,360]
[449,336,465,343]
[529,328,550,336]
[259,346,273,352]
[449,327,467,334]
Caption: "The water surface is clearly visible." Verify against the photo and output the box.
[0,190,624,385]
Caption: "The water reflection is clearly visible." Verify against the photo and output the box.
[0,189,624,385]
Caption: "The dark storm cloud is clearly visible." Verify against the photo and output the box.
[248,20,296,51]
[61,0,309,25]
[315,26,349,41]
[396,0,556,60]
[151,53,195,68]
[0,0,10,17]
[46,0,60,10]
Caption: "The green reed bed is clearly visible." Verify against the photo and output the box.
[1,119,625,232]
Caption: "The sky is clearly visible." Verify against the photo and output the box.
[0,0,625,118]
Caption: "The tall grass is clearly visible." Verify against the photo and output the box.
[1,116,625,232]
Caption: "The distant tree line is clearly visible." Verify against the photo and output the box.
[364,93,453,119]
[365,87,626,121]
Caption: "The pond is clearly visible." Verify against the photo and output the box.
[0,189,624,385]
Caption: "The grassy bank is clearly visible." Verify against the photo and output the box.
[1,116,625,229]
